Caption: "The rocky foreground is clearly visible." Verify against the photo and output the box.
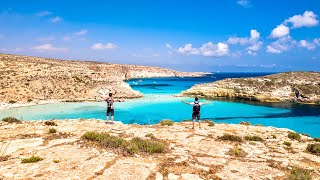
[182,72,320,104]
[1,119,320,179]
[0,53,204,108]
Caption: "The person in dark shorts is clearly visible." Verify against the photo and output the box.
[181,97,210,129]
[105,93,114,124]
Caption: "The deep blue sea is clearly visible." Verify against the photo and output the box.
[1,72,319,137]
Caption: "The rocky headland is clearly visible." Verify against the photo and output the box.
[0,53,204,109]
[0,119,319,179]
[182,72,320,104]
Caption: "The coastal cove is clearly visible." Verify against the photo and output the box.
[1,73,320,137]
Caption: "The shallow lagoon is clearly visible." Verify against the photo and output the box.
[1,73,319,137]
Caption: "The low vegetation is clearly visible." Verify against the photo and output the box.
[313,138,320,142]
[227,146,246,157]
[159,120,174,126]
[145,133,156,139]
[2,117,22,123]
[288,167,311,180]
[271,134,277,139]
[44,121,57,126]
[81,131,165,155]
[21,156,43,163]
[239,121,251,126]
[183,119,191,122]
[283,141,292,147]
[204,119,215,127]
[218,134,243,142]
[27,99,32,102]
[306,143,320,155]
[244,135,263,141]
[254,124,264,127]
[53,160,60,163]
[301,133,310,137]
[8,100,16,104]
[288,132,301,140]
[0,155,10,162]
[48,128,57,134]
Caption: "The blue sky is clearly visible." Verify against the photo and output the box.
[0,0,320,72]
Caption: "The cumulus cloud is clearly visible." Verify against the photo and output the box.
[285,11,319,28]
[165,43,172,49]
[91,43,117,50]
[314,38,320,46]
[74,29,88,36]
[237,0,251,8]
[266,36,296,54]
[177,42,229,57]
[299,40,316,50]
[51,16,62,23]
[270,24,290,38]
[36,11,52,17]
[31,44,67,52]
[227,29,262,54]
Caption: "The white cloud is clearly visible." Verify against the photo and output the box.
[227,29,262,55]
[153,54,160,57]
[91,43,117,50]
[266,36,296,54]
[74,29,88,36]
[36,11,52,17]
[51,16,62,23]
[285,11,319,28]
[165,43,172,49]
[314,38,320,46]
[247,41,263,51]
[270,24,290,38]
[299,40,316,50]
[237,0,251,8]
[31,44,67,52]
[177,42,229,57]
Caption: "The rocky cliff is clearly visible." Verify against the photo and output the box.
[182,72,320,104]
[0,119,319,179]
[0,53,203,105]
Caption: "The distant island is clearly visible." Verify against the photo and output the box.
[0,53,204,109]
[182,72,320,104]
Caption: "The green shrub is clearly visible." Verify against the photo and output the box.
[2,117,22,123]
[8,100,16,104]
[306,143,320,155]
[288,132,301,140]
[227,146,246,157]
[244,135,263,141]
[204,119,215,127]
[283,141,292,147]
[44,121,57,126]
[159,120,174,126]
[288,168,311,180]
[53,160,60,163]
[129,137,165,154]
[301,133,310,137]
[254,124,263,127]
[48,128,57,134]
[218,134,243,142]
[27,99,32,102]
[145,133,156,139]
[183,119,191,122]
[313,137,320,142]
[81,131,165,154]
[271,134,277,139]
[21,156,43,163]
[239,121,251,125]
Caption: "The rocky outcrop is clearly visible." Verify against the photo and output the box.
[182,72,320,104]
[0,119,319,179]
[0,53,204,105]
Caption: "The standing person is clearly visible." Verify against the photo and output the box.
[181,97,210,129]
[105,93,114,124]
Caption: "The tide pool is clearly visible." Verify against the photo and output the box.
[0,73,319,137]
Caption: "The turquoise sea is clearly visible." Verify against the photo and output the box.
[0,73,319,137]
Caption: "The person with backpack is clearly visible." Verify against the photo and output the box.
[105,93,115,124]
[181,97,210,129]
